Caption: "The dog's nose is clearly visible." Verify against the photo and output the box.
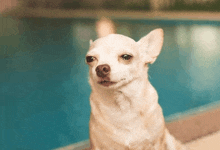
[96,64,110,78]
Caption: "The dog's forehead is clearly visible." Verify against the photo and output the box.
[89,34,136,53]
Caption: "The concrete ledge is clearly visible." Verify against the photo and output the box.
[167,101,220,143]
[186,130,220,150]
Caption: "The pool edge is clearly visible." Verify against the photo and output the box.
[167,100,220,143]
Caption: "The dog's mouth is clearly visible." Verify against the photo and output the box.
[98,80,116,87]
[98,77,117,87]
[97,77,128,87]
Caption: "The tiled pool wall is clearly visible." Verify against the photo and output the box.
[1,16,220,150]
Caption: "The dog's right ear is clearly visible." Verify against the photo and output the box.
[90,39,93,45]
[137,28,164,64]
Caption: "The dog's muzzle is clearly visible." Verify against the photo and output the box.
[95,64,117,87]
[96,64,110,78]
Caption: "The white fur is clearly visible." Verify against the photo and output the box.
[86,29,188,150]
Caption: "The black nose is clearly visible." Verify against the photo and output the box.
[95,64,110,78]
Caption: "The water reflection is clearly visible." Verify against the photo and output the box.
[73,22,95,50]
[189,25,220,103]
[191,25,219,57]
[175,24,220,103]
[189,25,220,91]
[175,25,189,48]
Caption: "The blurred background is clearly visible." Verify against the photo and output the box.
[1,0,220,150]
[3,0,220,11]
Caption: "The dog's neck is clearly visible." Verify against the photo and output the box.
[90,75,159,120]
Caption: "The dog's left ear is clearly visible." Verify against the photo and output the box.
[137,28,164,64]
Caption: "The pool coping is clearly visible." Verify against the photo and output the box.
[166,100,220,143]
[3,7,220,21]
[54,100,220,150]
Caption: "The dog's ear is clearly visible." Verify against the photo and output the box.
[90,39,93,45]
[89,39,93,46]
[137,28,164,64]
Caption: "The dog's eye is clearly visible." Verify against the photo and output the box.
[86,56,95,63]
[121,54,132,60]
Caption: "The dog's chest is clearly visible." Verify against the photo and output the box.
[114,92,131,111]
[99,92,139,120]
[91,90,165,147]
[97,94,152,138]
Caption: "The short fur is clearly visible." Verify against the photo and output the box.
[86,29,188,150]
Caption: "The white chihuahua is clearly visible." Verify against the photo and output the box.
[85,29,188,150]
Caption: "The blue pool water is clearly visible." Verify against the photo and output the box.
[1,17,220,149]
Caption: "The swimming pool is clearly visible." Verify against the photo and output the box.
[1,17,220,150]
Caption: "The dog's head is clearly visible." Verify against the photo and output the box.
[86,29,164,89]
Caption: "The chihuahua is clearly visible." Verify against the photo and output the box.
[85,29,188,150]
